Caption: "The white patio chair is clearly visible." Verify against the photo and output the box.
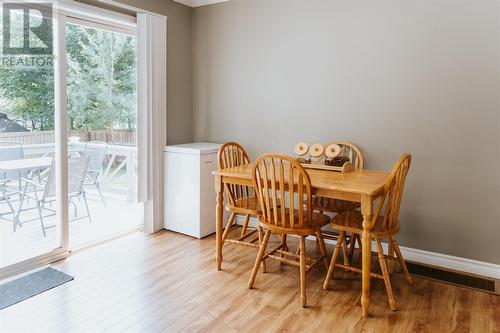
[83,141,107,206]
[18,153,91,237]
[0,142,24,229]
[0,141,25,185]
[0,179,18,230]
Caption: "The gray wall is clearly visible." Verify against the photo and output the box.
[97,0,194,144]
[193,0,500,264]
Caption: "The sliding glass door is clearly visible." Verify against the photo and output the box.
[65,20,141,248]
[0,3,67,275]
[0,1,137,278]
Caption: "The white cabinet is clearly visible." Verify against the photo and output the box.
[164,142,222,238]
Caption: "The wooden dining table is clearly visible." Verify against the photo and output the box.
[213,163,390,317]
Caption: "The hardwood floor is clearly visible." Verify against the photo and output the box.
[1,230,499,333]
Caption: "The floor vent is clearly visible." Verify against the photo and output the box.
[406,262,498,294]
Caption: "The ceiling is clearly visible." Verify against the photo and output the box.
[174,0,229,7]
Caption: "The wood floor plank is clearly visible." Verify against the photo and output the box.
[0,230,498,333]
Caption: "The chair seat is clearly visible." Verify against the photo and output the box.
[331,211,400,237]
[226,197,260,215]
[312,196,360,213]
[259,209,330,236]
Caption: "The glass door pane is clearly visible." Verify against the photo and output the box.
[65,20,141,248]
[0,2,64,270]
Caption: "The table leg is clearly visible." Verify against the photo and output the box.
[361,194,373,318]
[215,175,224,270]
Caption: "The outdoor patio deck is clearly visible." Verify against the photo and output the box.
[0,139,141,269]
[0,186,143,269]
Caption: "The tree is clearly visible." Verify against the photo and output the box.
[0,19,136,132]
[66,24,137,131]
[0,66,55,130]
[0,10,54,130]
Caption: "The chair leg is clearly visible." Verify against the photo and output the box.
[376,238,396,311]
[316,231,329,270]
[2,185,17,232]
[69,200,78,218]
[37,201,46,237]
[82,192,92,224]
[299,235,307,307]
[387,239,395,273]
[95,182,106,207]
[348,233,356,263]
[279,233,287,266]
[240,214,250,238]
[356,235,363,262]
[341,235,349,267]
[391,236,412,285]
[258,226,267,273]
[248,229,271,289]
[282,233,289,252]
[323,231,345,290]
[221,213,236,242]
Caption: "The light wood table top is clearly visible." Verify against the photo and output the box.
[213,163,389,198]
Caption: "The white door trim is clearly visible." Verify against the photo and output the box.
[0,2,138,279]
[54,11,69,254]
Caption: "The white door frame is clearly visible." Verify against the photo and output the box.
[0,11,69,280]
[0,1,138,280]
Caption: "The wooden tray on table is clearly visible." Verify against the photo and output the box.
[295,142,353,173]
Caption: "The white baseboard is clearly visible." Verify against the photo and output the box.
[235,216,500,280]
[397,246,500,280]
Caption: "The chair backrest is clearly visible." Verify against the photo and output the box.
[371,154,412,231]
[325,140,364,170]
[252,154,313,230]
[0,141,24,181]
[217,142,253,205]
[84,141,107,172]
[44,153,90,198]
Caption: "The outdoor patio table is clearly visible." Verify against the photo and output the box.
[0,157,53,172]
[0,157,53,228]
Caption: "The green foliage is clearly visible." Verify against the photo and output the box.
[66,24,136,131]
[0,21,136,131]
[0,64,55,130]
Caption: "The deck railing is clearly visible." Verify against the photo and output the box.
[22,142,137,202]
[0,130,135,146]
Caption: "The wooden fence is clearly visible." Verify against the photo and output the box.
[0,130,136,146]
[87,130,136,145]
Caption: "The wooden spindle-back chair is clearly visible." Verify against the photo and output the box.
[217,142,265,267]
[310,141,364,261]
[323,154,412,311]
[248,154,330,307]
[313,141,364,213]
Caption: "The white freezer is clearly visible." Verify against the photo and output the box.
[164,142,222,238]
